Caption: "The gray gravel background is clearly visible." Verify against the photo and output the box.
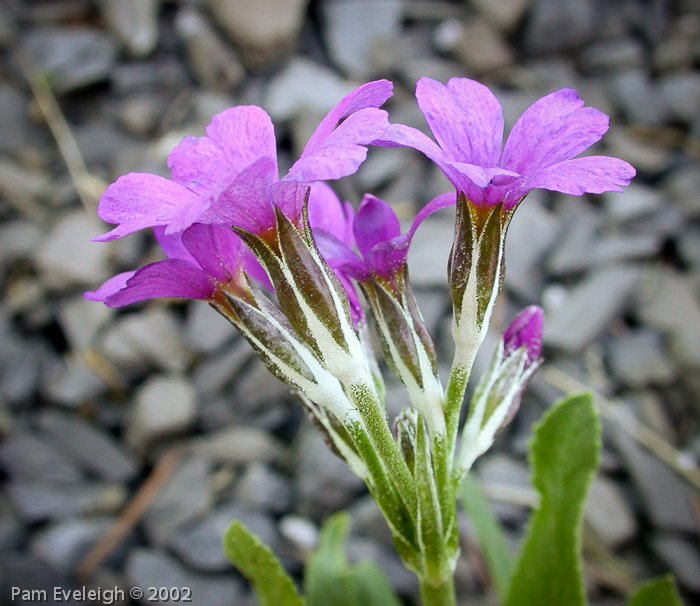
[1,1,700,605]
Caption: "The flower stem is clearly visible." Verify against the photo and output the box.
[420,575,457,606]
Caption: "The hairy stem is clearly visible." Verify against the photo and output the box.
[420,575,457,606]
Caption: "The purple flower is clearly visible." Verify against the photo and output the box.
[85,224,264,307]
[311,190,455,282]
[377,77,635,208]
[93,80,393,242]
[502,306,544,368]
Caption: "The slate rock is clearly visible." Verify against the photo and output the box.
[602,184,663,223]
[0,430,82,484]
[651,533,700,592]
[525,0,594,54]
[184,302,235,354]
[545,264,641,352]
[406,211,454,287]
[39,410,137,482]
[57,296,112,350]
[168,501,276,572]
[23,26,118,94]
[0,85,30,155]
[608,69,666,126]
[143,456,214,546]
[469,0,529,32]
[129,375,197,448]
[125,548,244,606]
[322,0,404,77]
[41,353,109,406]
[189,425,284,465]
[234,463,292,514]
[435,18,514,73]
[36,212,109,287]
[607,330,676,388]
[585,475,637,548]
[0,555,79,606]
[97,0,159,57]
[204,0,310,68]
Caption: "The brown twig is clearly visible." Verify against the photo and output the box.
[75,446,185,580]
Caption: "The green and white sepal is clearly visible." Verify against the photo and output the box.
[361,274,445,438]
[457,341,540,473]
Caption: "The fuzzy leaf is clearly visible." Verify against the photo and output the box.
[627,575,684,606]
[504,392,600,606]
[223,520,305,606]
[460,473,514,601]
[305,512,402,606]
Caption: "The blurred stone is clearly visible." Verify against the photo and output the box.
[579,38,645,73]
[636,268,700,367]
[36,212,109,287]
[407,211,454,287]
[204,0,310,69]
[169,501,276,572]
[129,375,197,448]
[234,463,292,514]
[659,72,700,124]
[264,58,354,122]
[0,85,30,155]
[126,548,244,606]
[0,431,82,483]
[0,555,78,606]
[184,302,235,354]
[175,7,246,92]
[99,308,191,373]
[23,26,118,94]
[607,330,676,388]
[192,339,251,396]
[504,195,557,300]
[279,514,318,554]
[322,0,403,77]
[525,0,594,54]
[31,517,113,574]
[39,410,137,482]
[57,297,112,350]
[435,18,513,73]
[477,454,531,525]
[0,337,48,403]
[545,264,641,352]
[0,494,22,551]
[233,358,291,416]
[189,425,284,465]
[652,36,696,71]
[42,353,108,406]
[349,494,394,547]
[0,220,43,270]
[612,428,697,533]
[143,456,213,546]
[6,480,122,523]
[413,289,448,336]
[295,428,365,518]
[118,94,164,136]
[547,201,601,275]
[605,130,672,176]
[592,233,663,266]
[603,184,662,222]
[97,0,159,57]
[469,0,528,32]
[585,475,637,548]
[662,164,700,218]
[346,535,418,595]
[651,534,700,592]
[608,70,666,126]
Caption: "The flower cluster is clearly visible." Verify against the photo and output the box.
[87,76,634,591]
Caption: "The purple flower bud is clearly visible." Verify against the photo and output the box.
[502,306,544,368]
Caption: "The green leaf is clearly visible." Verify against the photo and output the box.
[459,472,514,601]
[305,512,402,606]
[504,392,600,606]
[223,520,305,606]
[627,575,684,606]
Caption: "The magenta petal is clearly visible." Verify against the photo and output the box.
[153,226,196,264]
[287,108,390,182]
[168,106,277,191]
[181,224,244,284]
[301,80,393,157]
[93,173,198,242]
[523,156,636,196]
[353,195,401,258]
[102,259,215,307]
[84,271,134,302]
[307,182,354,246]
[416,77,504,167]
[365,236,410,277]
[503,306,544,367]
[201,157,278,234]
[500,89,610,175]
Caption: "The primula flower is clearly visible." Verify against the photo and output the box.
[312,191,455,282]
[93,80,393,241]
[85,224,262,306]
[377,77,635,208]
[502,305,544,368]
